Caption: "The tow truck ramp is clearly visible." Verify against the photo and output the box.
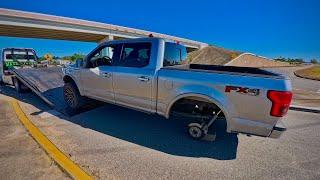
[12,67,71,115]
[12,67,101,116]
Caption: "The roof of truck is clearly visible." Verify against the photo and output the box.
[100,37,180,45]
[2,48,36,51]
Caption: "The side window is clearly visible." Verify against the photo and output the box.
[87,44,122,68]
[163,42,187,67]
[118,43,151,68]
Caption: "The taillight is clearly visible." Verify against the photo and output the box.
[267,90,293,117]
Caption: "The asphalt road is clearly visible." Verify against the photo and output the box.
[3,88,319,180]
[0,98,69,179]
[266,66,320,108]
[266,65,320,92]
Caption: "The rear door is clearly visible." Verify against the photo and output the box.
[81,44,122,103]
[112,42,154,112]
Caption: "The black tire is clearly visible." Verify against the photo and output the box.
[13,77,23,93]
[63,82,85,110]
[0,77,4,86]
[12,77,29,93]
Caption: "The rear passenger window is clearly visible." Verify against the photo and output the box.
[163,42,187,67]
[118,43,151,67]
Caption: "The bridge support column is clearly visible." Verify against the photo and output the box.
[200,43,208,49]
[99,35,114,58]
[99,35,114,44]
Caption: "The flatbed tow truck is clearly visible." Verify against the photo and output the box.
[11,66,98,116]
[0,48,84,115]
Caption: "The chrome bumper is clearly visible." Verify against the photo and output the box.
[269,120,287,138]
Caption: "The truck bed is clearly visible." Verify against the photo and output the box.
[163,64,285,78]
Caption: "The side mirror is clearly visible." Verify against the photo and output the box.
[75,59,84,67]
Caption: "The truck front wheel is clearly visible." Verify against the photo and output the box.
[0,77,4,86]
[63,82,85,110]
[13,77,28,93]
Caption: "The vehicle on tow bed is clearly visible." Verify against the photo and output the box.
[62,38,292,139]
[0,48,38,92]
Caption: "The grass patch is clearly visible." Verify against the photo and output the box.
[295,65,320,80]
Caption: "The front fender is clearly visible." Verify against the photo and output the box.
[63,73,83,96]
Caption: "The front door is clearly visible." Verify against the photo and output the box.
[81,44,122,103]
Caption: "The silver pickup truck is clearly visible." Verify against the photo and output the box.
[63,38,292,139]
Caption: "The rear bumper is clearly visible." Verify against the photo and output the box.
[269,120,287,138]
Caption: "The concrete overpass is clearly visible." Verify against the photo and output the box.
[0,8,207,51]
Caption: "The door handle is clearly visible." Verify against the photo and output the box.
[138,76,150,82]
[102,72,112,78]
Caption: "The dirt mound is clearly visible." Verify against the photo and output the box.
[226,53,291,67]
[294,65,320,81]
[187,46,241,65]
[187,46,291,67]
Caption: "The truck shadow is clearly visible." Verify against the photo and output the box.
[1,85,239,160]
[70,104,239,160]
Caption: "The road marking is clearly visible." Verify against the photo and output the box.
[10,100,92,180]
[317,89,320,94]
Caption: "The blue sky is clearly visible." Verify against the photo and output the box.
[0,0,319,60]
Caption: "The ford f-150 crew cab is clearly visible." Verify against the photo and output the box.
[63,38,292,139]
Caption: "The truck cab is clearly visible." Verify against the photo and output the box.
[64,38,184,113]
[0,48,38,85]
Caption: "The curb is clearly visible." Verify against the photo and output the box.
[289,105,320,113]
[10,99,92,180]
[294,71,320,81]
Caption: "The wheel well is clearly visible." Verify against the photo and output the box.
[169,96,229,132]
[63,75,76,84]
[169,96,226,119]
[63,75,81,93]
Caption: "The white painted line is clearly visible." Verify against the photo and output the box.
[290,105,320,113]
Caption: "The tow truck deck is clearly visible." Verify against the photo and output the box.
[12,67,97,116]
[13,67,63,106]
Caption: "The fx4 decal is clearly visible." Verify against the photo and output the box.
[225,86,260,96]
